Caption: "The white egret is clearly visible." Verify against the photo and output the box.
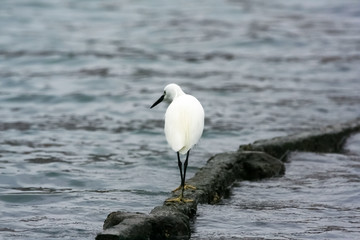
[150,83,204,202]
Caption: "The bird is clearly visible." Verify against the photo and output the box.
[150,83,204,202]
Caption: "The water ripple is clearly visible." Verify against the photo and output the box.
[1,0,360,239]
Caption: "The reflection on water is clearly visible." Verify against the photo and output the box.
[0,0,360,239]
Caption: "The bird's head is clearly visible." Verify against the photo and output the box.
[150,83,185,109]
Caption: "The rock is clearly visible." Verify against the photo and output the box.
[240,119,360,160]
[187,151,284,203]
[96,212,151,240]
[242,152,285,180]
[96,119,360,240]
[149,205,191,240]
[97,209,190,240]
[96,151,284,239]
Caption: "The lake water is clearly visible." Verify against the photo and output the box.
[0,0,359,239]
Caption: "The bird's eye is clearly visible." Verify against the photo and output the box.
[164,91,166,95]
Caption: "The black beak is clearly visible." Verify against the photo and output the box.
[150,94,164,109]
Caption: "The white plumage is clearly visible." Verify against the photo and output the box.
[150,83,204,202]
[164,85,204,154]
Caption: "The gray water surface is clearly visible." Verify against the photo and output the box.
[1,0,360,239]
[192,135,360,239]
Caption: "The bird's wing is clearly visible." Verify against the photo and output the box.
[165,99,187,153]
[164,95,204,154]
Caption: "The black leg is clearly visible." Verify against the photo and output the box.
[182,150,190,197]
[183,150,190,186]
[177,152,184,190]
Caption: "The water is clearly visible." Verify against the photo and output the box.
[192,135,360,239]
[0,0,359,239]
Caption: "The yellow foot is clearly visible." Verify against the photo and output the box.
[172,184,196,192]
[165,196,193,203]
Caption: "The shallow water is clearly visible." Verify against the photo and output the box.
[192,135,360,239]
[0,0,360,239]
